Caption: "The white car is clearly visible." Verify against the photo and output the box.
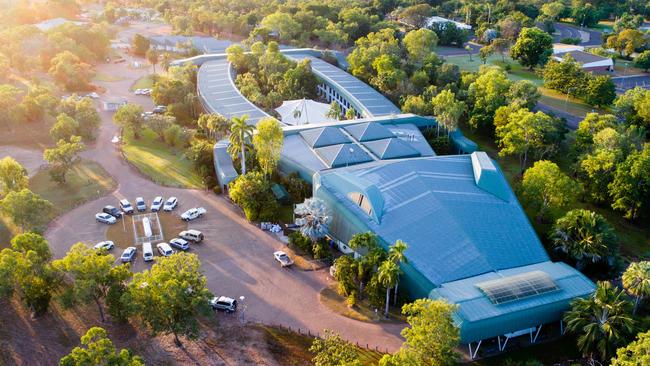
[180,207,206,221]
[120,247,137,262]
[86,92,99,99]
[95,212,117,224]
[151,196,164,212]
[135,197,147,212]
[94,241,115,251]
[163,197,178,211]
[273,251,294,267]
[169,237,189,251]
[134,89,144,95]
[156,242,174,257]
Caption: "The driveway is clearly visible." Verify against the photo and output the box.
[45,49,405,351]
[553,23,602,46]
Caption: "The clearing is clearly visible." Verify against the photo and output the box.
[121,129,204,189]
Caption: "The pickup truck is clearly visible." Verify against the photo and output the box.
[180,207,206,221]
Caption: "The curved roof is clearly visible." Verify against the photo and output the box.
[285,54,402,118]
[197,58,270,126]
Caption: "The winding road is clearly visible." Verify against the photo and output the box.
[44,47,405,351]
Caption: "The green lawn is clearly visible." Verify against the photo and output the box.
[121,129,204,189]
[29,159,117,215]
[0,159,117,249]
[445,54,604,118]
[129,74,156,91]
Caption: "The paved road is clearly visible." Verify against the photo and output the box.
[553,23,602,46]
[612,74,650,92]
[44,46,405,351]
[535,102,583,130]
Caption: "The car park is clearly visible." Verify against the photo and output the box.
[102,205,122,218]
[169,237,189,251]
[273,251,294,267]
[156,242,174,257]
[179,229,203,243]
[142,242,154,262]
[180,207,206,221]
[95,212,117,224]
[94,241,115,251]
[209,296,237,313]
[163,197,178,211]
[151,196,164,212]
[119,199,134,214]
[136,197,146,212]
[120,247,137,262]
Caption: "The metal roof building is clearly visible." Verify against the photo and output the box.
[197,58,270,126]
[312,151,595,352]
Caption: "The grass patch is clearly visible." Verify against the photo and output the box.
[30,159,117,216]
[538,87,598,117]
[319,284,405,324]
[121,129,204,189]
[106,212,188,250]
[130,74,155,91]
[93,72,126,82]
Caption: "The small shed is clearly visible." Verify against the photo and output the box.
[271,184,290,204]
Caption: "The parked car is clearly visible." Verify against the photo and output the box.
[180,207,206,221]
[119,199,134,214]
[120,247,137,262]
[151,196,164,212]
[135,197,146,212]
[142,242,154,262]
[209,296,237,313]
[102,205,122,218]
[156,242,174,257]
[273,251,294,267]
[86,92,99,99]
[152,105,166,114]
[94,241,115,251]
[95,212,117,224]
[163,197,178,211]
[169,237,189,251]
[179,229,203,243]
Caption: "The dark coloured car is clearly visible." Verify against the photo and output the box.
[102,205,123,218]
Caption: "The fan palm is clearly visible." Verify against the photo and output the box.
[550,209,618,268]
[377,260,400,318]
[622,261,650,315]
[563,281,635,362]
[389,240,408,305]
[294,198,331,241]
[228,115,254,174]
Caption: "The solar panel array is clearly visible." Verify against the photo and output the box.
[476,271,560,305]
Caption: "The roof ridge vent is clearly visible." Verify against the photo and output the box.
[470,152,510,201]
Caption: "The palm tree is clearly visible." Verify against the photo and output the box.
[228,115,254,174]
[550,209,618,269]
[622,261,650,315]
[563,281,635,363]
[377,260,400,318]
[294,198,331,241]
[389,240,408,305]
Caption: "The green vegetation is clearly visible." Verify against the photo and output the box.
[130,75,155,91]
[29,159,116,215]
[59,327,144,366]
[121,129,203,189]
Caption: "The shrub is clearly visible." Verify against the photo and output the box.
[346,291,357,308]
[427,136,452,155]
[289,231,312,254]
[229,171,279,221]
[560,37,581,45]
[312,240,331,260]
[282,172,312,203]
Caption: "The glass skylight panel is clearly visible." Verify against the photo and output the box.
[476,271,559,305]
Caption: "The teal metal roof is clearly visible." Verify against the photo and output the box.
[430,261,595,342]
[471,152,510,201]
[315,153,549,285]
[300,127,350,148]
[315,143,373,168]
[363,138,421,160]
[213,140,238,188]
[344,122,395,142]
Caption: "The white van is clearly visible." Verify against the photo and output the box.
[179,229,204,243]
[142,242,154,262]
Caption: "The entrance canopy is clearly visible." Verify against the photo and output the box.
[275,99,337,126]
